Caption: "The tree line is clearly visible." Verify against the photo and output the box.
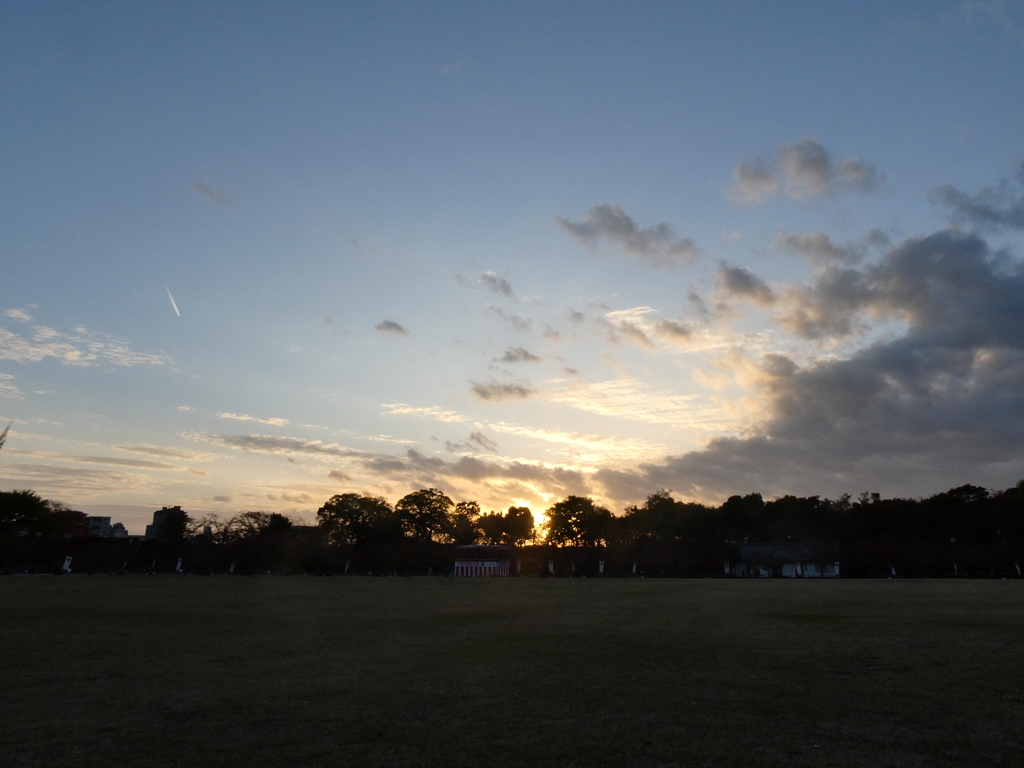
[1,481,1023,577]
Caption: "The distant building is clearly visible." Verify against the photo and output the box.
[145,506,183,540]
[85,516,112,538]
[454,545,513,576]
[111,522,129,538]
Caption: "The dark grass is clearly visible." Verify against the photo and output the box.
[1,577,1021,767]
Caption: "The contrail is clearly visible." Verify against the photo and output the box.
[165,284,180,317]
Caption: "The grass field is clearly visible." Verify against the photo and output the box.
[1,577,1021,767]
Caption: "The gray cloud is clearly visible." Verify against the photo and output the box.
[479,272,514,298]
[731,138,882,205]
[186,432,364,459]
[375,320,409,336]
[777,266,871,339]
[773,231,863,266]
[780,138,882,198]
[488,306,532,332]
[470,380,538,402]
[717,264,776,306]
[193,181,232,208]
[652,319,693,343]
[467,431,499,453]
[603,319,654,349]
[394,449,590,498]
[114,444,218,461]
[730,159,780,204]
[931,178,1024,230]
[596,227,1024,503]
[498,346,541,363]
[557,204,698,267]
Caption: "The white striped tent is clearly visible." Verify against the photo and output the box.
[454,545,513,576]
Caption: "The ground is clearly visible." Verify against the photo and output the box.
[1,576,1021,767]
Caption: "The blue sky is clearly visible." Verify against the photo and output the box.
[3,1,1024,531]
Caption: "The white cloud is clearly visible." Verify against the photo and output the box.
[0,462,165,497]
[0,323,170,367]
[218,412,289,427]
[4,308,32,322]
[0,373,22,399]
[548,376,737,431]
[381,403,467,423]
[487,421,665,465]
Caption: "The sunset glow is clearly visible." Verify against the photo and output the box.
[3,2,1024,532]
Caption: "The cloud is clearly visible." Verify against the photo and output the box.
[478,272,514,298]
[376,449,593,502]
[375,320,409,336]
[5,448,196,472]
[730,159,780,204]
[0,323,170,367]
[772,231,863,266]
[487,306,532,332]
[652,319,693,344]
[212,495,233,502]
[113,443,220,461]
[543,326,562,341]
[498,346,541,363]
[780,138,881,198]
[931,178,1024,230]
[0,463,164,497]
[717,264,776,306]
[0,373,22,399]
[772,228,1013,342]
[218,412,289,427]
[186,432,364,459]
[600,307,659,349]
[596,226,1024,503]
[4,308,31,322]
[381,403,467,422]
[470,380,538,402]
[730,138,882,205]
[467,431,499,453]
[549,376,735,431]
[557,204,698,267]
[192,181,232,207]
[487,421,664,465]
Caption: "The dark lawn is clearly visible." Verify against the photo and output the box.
[1,577,1021,767]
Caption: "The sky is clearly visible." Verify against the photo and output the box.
[3,1,1024,532]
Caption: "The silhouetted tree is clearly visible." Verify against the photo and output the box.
[0,490,52,537]
[545,496,613,547]
[505,506,535,545]
[477,512,505,544]
[396,488,454,543]
[477,506,535,545]
[449,501,481,544]
[317,493,401,546]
